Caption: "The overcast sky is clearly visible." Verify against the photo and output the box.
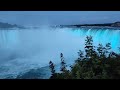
[0,11,120,26]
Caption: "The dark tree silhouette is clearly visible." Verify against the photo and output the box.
[49,61,55,75]
[49,36,120,79]
[60,53,66,72]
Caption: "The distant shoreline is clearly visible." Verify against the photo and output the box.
[54,22,120,30]
[60,23,112,27]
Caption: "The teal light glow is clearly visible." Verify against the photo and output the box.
[0,27,120,79]
[69,28,120,52]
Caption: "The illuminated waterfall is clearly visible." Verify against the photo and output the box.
[0,30,19,49]
[0,27,120,78]
[69,28,120,52]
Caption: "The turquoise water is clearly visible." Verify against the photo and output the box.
[68,28,120,53]
[0,27,120,78]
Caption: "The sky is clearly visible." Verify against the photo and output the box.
[0,11,120,26]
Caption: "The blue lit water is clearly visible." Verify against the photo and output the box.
[0,27,120,79]
[68,28,120,52]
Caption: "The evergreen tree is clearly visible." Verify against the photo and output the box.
[49,61,55,76]
[60,53,66,72]
[49,36,120,79]
[85,36,96,59]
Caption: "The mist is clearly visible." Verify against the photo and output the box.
[0,11,120,78]
[0,25,120,78]
[0,27,83,78]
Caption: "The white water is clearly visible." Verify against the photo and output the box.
[0,27,120,78]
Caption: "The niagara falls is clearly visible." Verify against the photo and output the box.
[0,11,120,79]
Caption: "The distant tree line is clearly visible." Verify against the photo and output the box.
[0,22,25,29]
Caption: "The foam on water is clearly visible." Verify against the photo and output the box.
[0,27,120,78]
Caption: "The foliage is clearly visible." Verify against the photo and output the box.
[49,36,120,79]
[49,61,55,75]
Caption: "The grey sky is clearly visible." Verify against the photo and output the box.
[0,11,120,26]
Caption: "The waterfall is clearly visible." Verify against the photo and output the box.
[70,28,120,52]
[0,30,19,49]
[0,27,120,78]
